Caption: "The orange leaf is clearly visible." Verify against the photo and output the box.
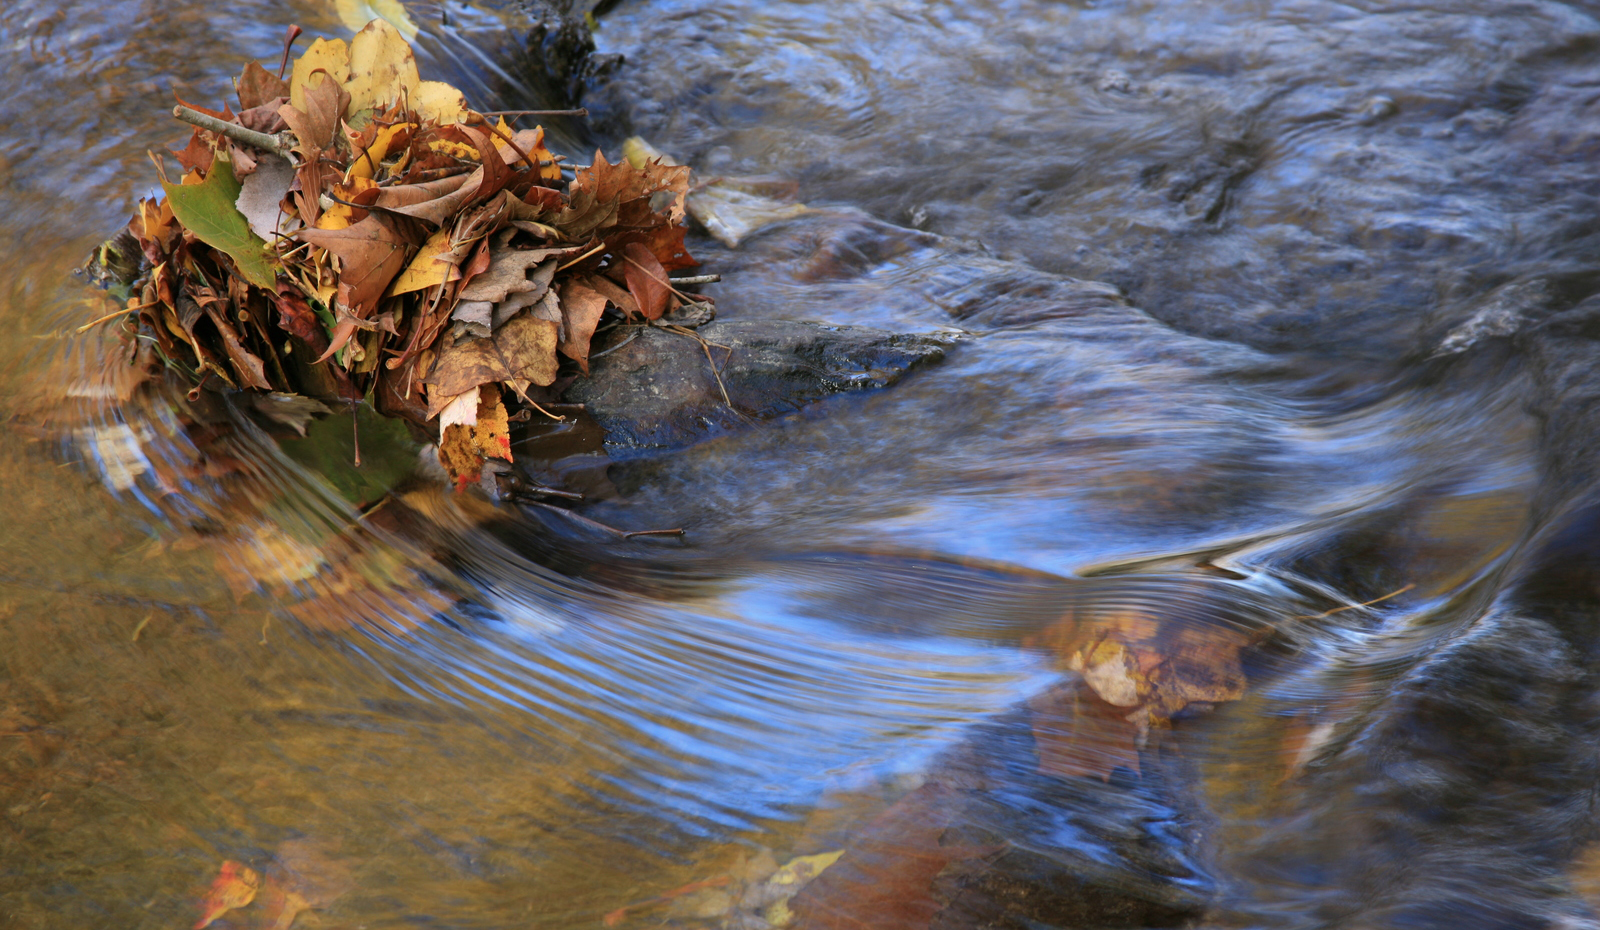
[195,860,260,929]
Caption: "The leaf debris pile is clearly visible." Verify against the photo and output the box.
[88,19,703,490]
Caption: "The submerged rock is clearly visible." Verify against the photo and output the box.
[564,320,951,453]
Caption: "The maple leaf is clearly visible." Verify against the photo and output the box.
[194,860,260,929]
[161,155,281,288]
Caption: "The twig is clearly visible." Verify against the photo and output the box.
[172,105,293,158]
[1296,583,1415,620]
[76,301,155,334]
[521,500,683,540]
[586,329,638,360]
[557,241,608,272]
[668,274,721,285]
[477,108,590,118]
[467,112,538,173]
[623,253,700,305]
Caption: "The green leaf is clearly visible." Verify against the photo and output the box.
[162,155,281,289]
[278,402,420,508]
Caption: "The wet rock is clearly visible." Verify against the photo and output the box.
[564,320,950,453]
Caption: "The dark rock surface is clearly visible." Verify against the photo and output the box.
[564,320,950,453]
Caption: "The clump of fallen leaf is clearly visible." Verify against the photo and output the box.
[83,19,707,491]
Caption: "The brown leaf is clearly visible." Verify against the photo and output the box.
[569,150,689,225]
[372,173,472,211]
[790,784,993,930]
[622,241,671,320]
[174,129,216,173]
[278,75,347,157]
[582,272,639,319]
[559,280,608,373]
[458,125,516,208]
[298,213,413,316]
[458,247,576,303]
[202,302,273,391]
[237,61,290,110]
[422,315,559,400]
[270,286,329,354]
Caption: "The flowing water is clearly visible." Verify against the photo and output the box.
[5,0,1600,927]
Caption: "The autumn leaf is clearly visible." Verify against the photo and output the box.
[288,38,350,113]
[298,213,415,317]
[194,860,260,929]
[343,20,420,122]
[237,61,289,110]
[559,279,608,372]
[622,241,671,320]
[458,246,575,303]
[161,156,280,288]
[422,315,559,399]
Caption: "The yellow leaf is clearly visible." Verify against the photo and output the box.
[428,138,478,161]
[347,121,413,180]
[388,228,468,295]
[412,80,466,125]
[343,19,420,120]
[314,177,379,230]
[334,0,420,41]
[289,38,351,113]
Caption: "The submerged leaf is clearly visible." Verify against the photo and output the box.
[194,860,260,929]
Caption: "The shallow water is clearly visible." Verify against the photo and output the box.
[5,1,1600,928]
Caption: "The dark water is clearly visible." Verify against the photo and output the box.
[5,0,1600,927]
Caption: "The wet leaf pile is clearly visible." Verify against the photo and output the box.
[85,19,702,489]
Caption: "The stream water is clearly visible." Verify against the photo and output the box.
[6,1,1600,928]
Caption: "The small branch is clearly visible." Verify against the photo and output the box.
[668,274,721,285]
[172,105,293,158]
[477,108,589,118]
